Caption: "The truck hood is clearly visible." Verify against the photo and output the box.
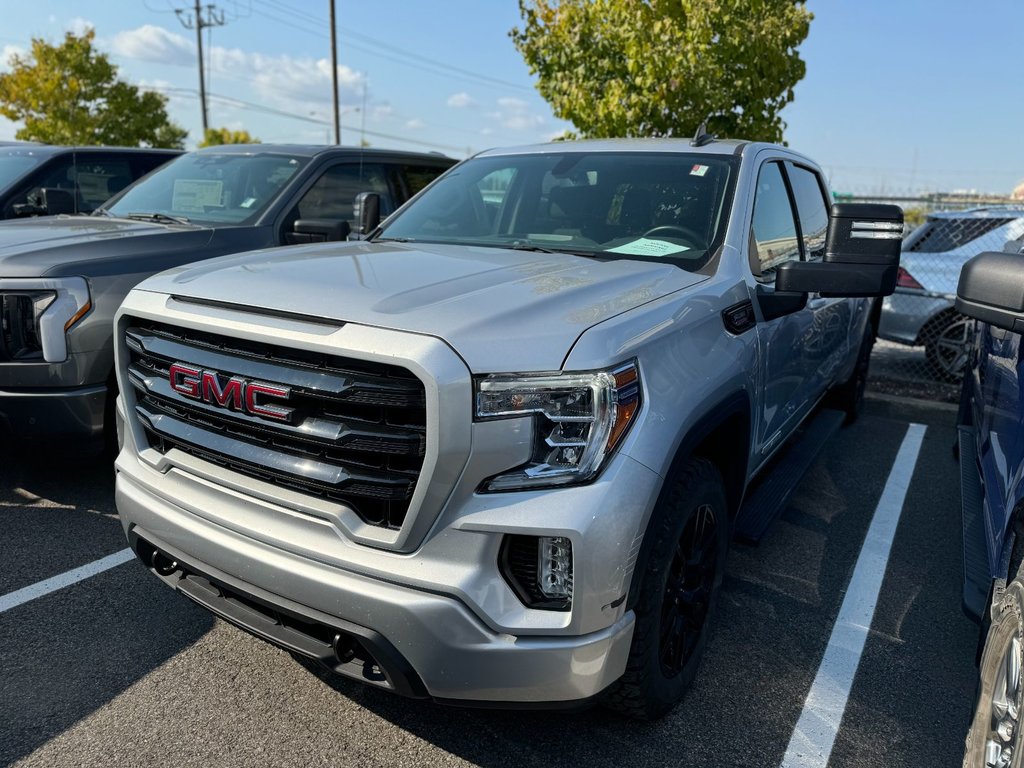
[138,240,709,372]
[0,215,214,277]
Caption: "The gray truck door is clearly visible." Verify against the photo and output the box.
[749,159,832,455]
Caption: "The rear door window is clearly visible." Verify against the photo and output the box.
[398,164,450,199]
[786,163,829,261]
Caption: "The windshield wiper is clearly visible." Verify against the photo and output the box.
[372,236,415,243]
[125,211,192,225]
[507,242,558,254]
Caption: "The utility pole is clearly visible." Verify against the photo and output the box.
[329,0,340,145]
[176,2,226,137]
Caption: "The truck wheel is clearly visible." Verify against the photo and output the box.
[964,572,1024,767]
[603,457,728,720]
[828,322,875,424]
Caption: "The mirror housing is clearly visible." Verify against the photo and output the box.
[12,187,76,217]
[955,251,1024,333]
[291,218,351,244]
[775,203,903,297]
[353,192,381,236]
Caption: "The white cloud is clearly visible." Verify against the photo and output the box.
[372,105,394,121]
[2,45,26,67]
[112,26,367,113]
[480,127,494,136]
[447,92,475,108]
[67,17,93,36]
[405,118,424,129]
[489,96,545,131]
[497,97,528,111]
[112,25,193,66]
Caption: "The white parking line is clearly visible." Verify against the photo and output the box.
[0,548,135,614]
[780,422,927,768]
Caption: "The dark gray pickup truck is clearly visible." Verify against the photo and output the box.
[0,144,454,445]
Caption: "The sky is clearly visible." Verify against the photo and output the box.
[0,0,1021,196]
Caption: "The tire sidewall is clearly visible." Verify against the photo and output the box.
[634,461,729,713]
[964,578,1024,767]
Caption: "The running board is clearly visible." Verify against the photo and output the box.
[733,408,845,544]
[958,424,990,622]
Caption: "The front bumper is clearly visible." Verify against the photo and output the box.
[0,383,107,441]
[116,468,636,703]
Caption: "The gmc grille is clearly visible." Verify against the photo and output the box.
[123,319,427,530]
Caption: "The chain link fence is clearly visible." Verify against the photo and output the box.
[849,193,1024,402]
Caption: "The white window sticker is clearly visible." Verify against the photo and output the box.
[172,179,224,212]
[690,164,709,177]
[606,238,691,257]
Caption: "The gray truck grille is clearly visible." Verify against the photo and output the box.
[123,319,427,530]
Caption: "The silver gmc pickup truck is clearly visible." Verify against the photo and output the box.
[112,137,902,719]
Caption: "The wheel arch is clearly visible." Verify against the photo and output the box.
[625,390,751,611]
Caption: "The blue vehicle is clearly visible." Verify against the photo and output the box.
[956,251,1024,766]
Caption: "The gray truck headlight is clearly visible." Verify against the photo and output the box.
[475,361,641,491]
[0,277,91,363]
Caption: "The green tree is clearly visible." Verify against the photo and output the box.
[199,127,260,147]
[0,29,186,148]
[511,0,812,143]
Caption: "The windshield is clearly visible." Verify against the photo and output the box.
[103,151,308,225]
[377,151,738,269]
[0,151,45,194]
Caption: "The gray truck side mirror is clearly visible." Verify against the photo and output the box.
[354,192,381,236]
[775,203,903,297]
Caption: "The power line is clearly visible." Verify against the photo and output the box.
[249,0,532,94]
[147,85,466,152]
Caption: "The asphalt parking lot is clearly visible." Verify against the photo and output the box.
[0,395,978,768]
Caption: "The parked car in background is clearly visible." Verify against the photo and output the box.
[878,206,1024,380]
[955,251,1024,766]
[0,144,180,218]
[0,144,455,447]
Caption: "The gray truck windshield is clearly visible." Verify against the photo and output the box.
[378,151,737,269]
[103,152,308,225]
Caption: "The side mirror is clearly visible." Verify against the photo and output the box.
[12,187,76,217]
[353,192,381,236]
[291,218,351,244]
[955,251,1024,333]
[775,203,903,297]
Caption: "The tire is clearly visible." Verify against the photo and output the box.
[923,312,973,383]
[964,571,1024,767]
[602,457,728,720]
[828,322,875,424]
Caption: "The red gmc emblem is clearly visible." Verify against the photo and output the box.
[168,362,294,422]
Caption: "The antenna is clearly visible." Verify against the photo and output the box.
[690,120,716,147]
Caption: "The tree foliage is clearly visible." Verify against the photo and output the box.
[0,29,187,148]
[199,127,260,147]
[511,0,812,143]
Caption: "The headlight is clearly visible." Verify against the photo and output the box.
[475,361,641,491]
[0,277,91,363]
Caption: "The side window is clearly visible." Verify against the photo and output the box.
[3,156,75,216]
[399,164,448,200]
[132,154,174,181]
[73,156,135,212]
[787,163,829,261]
[293,163,391,224]
[751,161,800,279]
